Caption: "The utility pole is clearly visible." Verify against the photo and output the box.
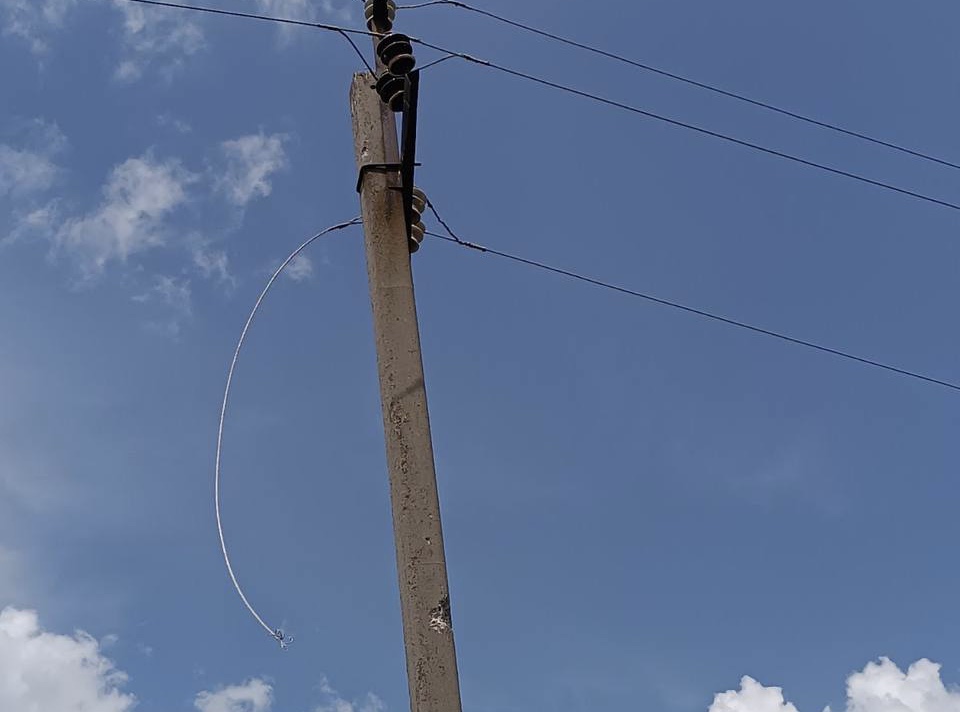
[350,4,464,710]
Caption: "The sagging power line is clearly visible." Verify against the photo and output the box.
[124,0,960,219]
[398,0,960,173]
[425,202,960,394]
[412,39,960,216]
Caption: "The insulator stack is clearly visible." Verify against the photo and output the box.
[364,0,396,33]
[377,33,416,76]
[376,72,406,112]
[409,187,427,253]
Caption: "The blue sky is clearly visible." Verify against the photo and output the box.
[1,1,960,711]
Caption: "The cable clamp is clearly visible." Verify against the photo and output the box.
[273,629,294,650]
[356,162,420,194]
[356,162,402,194]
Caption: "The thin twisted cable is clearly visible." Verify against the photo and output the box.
[215,217,362,647]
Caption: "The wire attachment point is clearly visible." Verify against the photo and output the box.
[273,629,294,650]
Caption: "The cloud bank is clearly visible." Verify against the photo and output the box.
[711,658,960,712]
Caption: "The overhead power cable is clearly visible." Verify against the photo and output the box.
[119,0,376,71]
[411,39,960,216]
[216,217,363,648]
[424,204,960,394]
[122,0,960,215]
[121,0,372,32]
[400,0,960,172]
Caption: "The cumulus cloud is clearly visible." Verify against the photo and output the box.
[711,658,960,712]
[0,616,380,712]
[111,0,205,83]
[0,0,77,54]
[711,677,799,712]
[195,679,274,712]
[55,154,195,275]
[0,607,136,712]
[217,133,288,207]
[843,658,960,712]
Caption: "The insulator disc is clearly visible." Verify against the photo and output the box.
[377,34,416,76]
[365,0,396,32]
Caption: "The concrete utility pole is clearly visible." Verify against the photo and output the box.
[350,29,465,712]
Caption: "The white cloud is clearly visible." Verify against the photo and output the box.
[0,607,136,712]
[193,243,235,287]
[193,677,385,712]
[217,133,288,207]
[132,275,193,338]
[111,0,205,83]
[55,154,195,275]
[195,679,273,712]
[134,275,192,315]
[0,145,59,197]
[253,0,352,28]
[314,678,386,712]
[157,113,193,134]
[0,612,377,712]
[0,118,67,199]
[285,254,314,282]
[0,0,77,54]
[21,117,68,152]
[710,677,798,712]
[710,659,960,712]
[844,658,960,712]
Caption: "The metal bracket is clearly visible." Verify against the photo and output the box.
[400,71,421,243]
[356,162,403,194]
[357,162,422,195]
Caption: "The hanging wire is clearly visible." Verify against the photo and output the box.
[120,0,378,70]
[215,217,363,648]
[409,40,960,216]
[336,28,376,73]
[416,53,459,72]
[423,204,960,394]
[396,0,453,7]
[119,0,960,217]
[399,0,960,173]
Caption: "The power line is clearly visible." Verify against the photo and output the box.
[119,0,377,39]
[120,0,379,68]
[424,205,960,394]
[216,217,363,648]
[412,40,960,216]
[122,0,960,216]
[400,0,960,173]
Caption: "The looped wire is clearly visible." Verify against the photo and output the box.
[216,217,362,649]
